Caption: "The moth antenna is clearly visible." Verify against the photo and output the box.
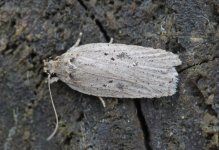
[73,32,82,48]
[109,38,113,44]
[98,97,106,107]
[46,73,59,141]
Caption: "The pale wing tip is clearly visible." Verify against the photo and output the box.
[166,69,180,97]
[169,53,182,67]
[155,68,180,98]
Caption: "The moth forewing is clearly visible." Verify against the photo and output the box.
[45,43,181,98]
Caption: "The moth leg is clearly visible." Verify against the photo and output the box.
[109,38,113,44]
[98,97,106,107]
[72,32,82,48]
[50,77,59,83]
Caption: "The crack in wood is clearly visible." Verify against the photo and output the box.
[178,56,218,73]
[77,0,110,42]
[135,100,152,150]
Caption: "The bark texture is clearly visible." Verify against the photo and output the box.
[0,0,218,150]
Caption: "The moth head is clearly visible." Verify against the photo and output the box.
[43,57,60,74]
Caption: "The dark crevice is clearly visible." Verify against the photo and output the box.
[76,112,84,122]
[95,19,110,42]
[178,56,218,73]
[77,0,110,42]
[63,132,74,145]
[205,105,218,117]
[77,0,88,10]
[0,1,5,7]
[135,100,152,150]
[2,43,19,55]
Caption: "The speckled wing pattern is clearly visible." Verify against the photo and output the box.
[58,43,182,98]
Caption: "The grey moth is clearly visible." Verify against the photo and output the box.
[44,34,182,140]
[44,40,181,98]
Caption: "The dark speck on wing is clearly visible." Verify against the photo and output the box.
[116,82,124,90]
[117,52,131,59]
[111,57,115,61]
[108,80,113,83]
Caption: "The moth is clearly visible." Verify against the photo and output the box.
[44,37,181,98]
[44,33,181,140]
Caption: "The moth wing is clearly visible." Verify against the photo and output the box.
[61,43,181,98]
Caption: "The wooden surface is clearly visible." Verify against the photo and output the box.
[0,0,218,149]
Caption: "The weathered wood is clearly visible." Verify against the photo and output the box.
[0,0,218,149]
